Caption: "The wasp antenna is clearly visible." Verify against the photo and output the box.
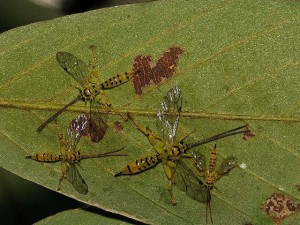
[37,96,81,133]
[127,112,134,120]
[107,146,126,154]
[186,125,247,150]
[114,172,123,177]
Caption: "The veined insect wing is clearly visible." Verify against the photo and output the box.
[67,114,88,149]
[69,114,89,135]
[89,99,109,143]
[56,51,89,86]
[175,159,209,203]
[63,161,88,195]
[156,86,183,142]
[175,158,214,224]
[192,150,206,173]
[88,116,108,143]
[217,156,238,176]
[164,85,183,112]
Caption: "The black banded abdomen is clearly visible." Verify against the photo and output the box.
[101,72,133,89]
[27,152,61,162]
[115,155,159,176]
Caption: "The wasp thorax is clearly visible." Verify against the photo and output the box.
[205,172,215,184]
[81,87,96,100]
[205,184,214,190]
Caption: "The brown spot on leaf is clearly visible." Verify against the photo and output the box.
[296,184,300,192]
[114,121,124,132]
[243,125,255,141]
[261,193,300,224]
[132,46,184,95]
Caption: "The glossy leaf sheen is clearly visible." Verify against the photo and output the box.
[0,0,299,224]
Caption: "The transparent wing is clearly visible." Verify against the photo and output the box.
[156,86,183,143]
[64,161,88,194]
[67,114,88,150]
[192,150,206,173]
[56,51,89,86]
[176,158,209,203]
[216,156,238,178]
[89,100,108,143]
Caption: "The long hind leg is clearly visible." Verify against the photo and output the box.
[163,161,177,205]
[53,121,68,155]
[128,112,162,148]
[57,162,68,191]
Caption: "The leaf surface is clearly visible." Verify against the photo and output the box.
[0,0,300,224]
[35,208,134,225]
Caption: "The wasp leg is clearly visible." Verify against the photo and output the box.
[89,45,97,68]
[178,129,196,143]
[54,122,68,155]
[128,112,149,135]
[163,160,177,205]
[128,112,162,148]
[109,104,128,121]
[57,162,68,191]
[92,91,127,121]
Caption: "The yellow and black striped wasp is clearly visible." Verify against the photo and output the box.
[37,46,134,134]
[176,144,238,224]
[115,86,248,205]
[28,114,126,194]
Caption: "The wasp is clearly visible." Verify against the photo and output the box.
[37,46,134,133]
[29,114,126,194]
[176,144,238,224]
[115,86,248,205]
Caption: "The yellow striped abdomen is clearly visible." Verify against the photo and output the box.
[205,148,218,187]
[115,155,160,176]
[27,153,61,162]
[100,72,133,89]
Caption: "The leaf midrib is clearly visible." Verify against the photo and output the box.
[1,99,300,123]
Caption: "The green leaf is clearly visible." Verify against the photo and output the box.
[0,0,300,224]
[35,208,134,225]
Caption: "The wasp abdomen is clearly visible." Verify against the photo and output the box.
[27,153,61,162]
[101,72,133,89]
[115,155,160,176]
